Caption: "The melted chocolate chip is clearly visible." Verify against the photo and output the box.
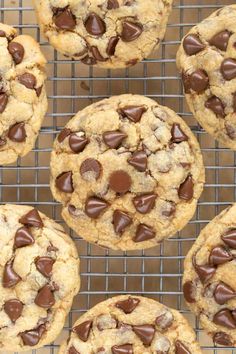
[14,226,34,248]
[3,261,21,288]
[222,229,236,248]
[209,246,232,265]
[81,55,97,66]
[205,96,225,117]
[85,197,108,218]
[171,123,188,143]
[113,210,132,234]
[69,133,89,153]
[19,209,43,228]
[183,280,196,303]
[116,297,140,314]
[109,170,131,194]
[189,69,209,93]
[161,202,176,217]
[175,340,190,354]
[209,30,231,51]
[8,122,26,142]
[132,325,155,346]
[133,193,156,214]
[35,86,43,97]
[85,13,106,36]
[213,309,236,329]
[214,282,236,305]
[54,7,76,30]
[183,34,205,55]
[221,58,236,80]
[4,299,23,322]
[107,36,119,56]
[55,171,74,193]
[133,223,155,243]
[68,346,80,354]
[155,311,173,330]
[35,257,55,278]
[8,42,24,64]
[178,175,194,201]
[20,324,46,346]
[107,0,119,9]
[73,320,92,342]
[0,93,8,113]
[112,344,133,354]
[119,105,147,123]
[0,30,6,37]
[103,130,127,148]
[213,332,233,346]
[80,158,102,180]
[18,73,36,89]
[58,128,71,143]
[121,21,143,42]
[128,150,147,172]
[35,284,55,309]
[90,46,107,61]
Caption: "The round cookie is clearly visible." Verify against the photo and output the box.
[183,203,236,347]
[59,295,202,354]
[33,0,173,69]
[0,204,80,352]
[50,94,205,251]
[177,5,236,150]
[0,23,47,165]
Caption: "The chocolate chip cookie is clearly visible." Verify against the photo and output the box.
[0,23,47,165]
[33,0,172,69]
[183,203,236,347]
[50,94,205,251]
[0,204,80,351]
[176,5,236,150]
[59,295,202,354]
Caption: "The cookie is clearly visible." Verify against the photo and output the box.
[59,295,202,354]
[33,0,173,69]
[0,204,80,351]
[0,23,47,165]
[50,94,205,251]
[183,203,236,347]
[176,5,236,150]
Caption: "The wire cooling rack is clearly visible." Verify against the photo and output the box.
[1,0,236,353]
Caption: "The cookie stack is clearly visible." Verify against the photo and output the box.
[1,1,236,353]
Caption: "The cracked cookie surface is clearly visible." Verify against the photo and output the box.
[50,94,205,251]
[0,204,80,352]
[177,5,236,150]
[0,23,47,165]
[59,295,202,354]
[183,203,236,347]
[33,0,172,69]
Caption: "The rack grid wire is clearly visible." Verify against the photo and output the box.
[0,0,235,353]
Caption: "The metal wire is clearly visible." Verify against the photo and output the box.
[0,1,235,353]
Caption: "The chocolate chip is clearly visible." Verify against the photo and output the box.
[18,73,36,89]
[55,171,74,193]
[80,158,102,180]
[132,325,155,346]
[193,258,216,283]
[69,133,89,153]
[20,324,46,346]
[221,58,236,80]
[205,96,225,117]
[73,320,92,342]
[171,123,188,143]
[133,223,155,243]
[8,122,26,142]
[116,297,140,314]
[121,21,143,42]
[213,332,233,346]
[112,344,133,354]
[14,226,34,248]
[178,175,194,201]
[155,310,173,330]
[119,105,147,123]
[107,36,119,56]
[109,170,131,194]
[84,13,106,36]
[113,210,132,234]
[54,7,76,30]
[133,193,156,214]
[107,0,119,9]
[85,197,108,218]
[103,130,127,148]
[58,128,71,143]
[47,243,58,252]
[19,208,43,228]
[0,93,8,113]
[35,257,55,278]
[4,299,23,322]
[0,30,6,37]
[3,261,21,288]
[90,46,107,61]
[35,86,43,97]
[175,340,190,354]
[161,202,176,217]
[222,229,236,248]
[69,346,80,354]
[183,34,205,55]
[209,30,231,51]
[35,284,55,309]
[8,42,24,64]
[209,246,232,265]
[214,282,236,305]
[189,69,209,93]
[213,309,236,329]
[81,55,97,66]
[128,150,147,172]
[183,280,196,303]
[96,314,117,331]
